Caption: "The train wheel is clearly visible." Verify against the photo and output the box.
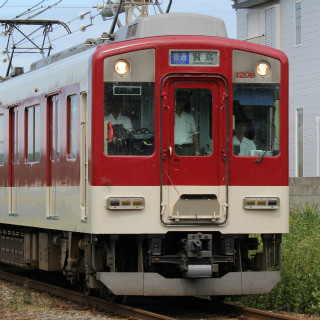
[210,296,225,311]
[100,285,117,302]
[81,281,95,296]
[99,285,127,304]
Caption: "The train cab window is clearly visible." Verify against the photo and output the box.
[174,89,212,156]
[0,114,3,165]
[26,105,40,163]
[104,82,154,156]
[67,95,77,160]
[233,84,280,157]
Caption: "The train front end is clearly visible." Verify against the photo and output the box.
[88,13,289,297]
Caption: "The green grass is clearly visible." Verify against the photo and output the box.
[237,204,320,316]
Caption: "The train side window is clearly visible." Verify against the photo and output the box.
[49,96,60,161]
[26,105,40,163]
[233,84,280,157]
[104,82,154,156]
[0,114,4,165]
[67,95,77,160]
[13,109,19,164]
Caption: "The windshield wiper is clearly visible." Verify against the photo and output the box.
[255,143,272,163]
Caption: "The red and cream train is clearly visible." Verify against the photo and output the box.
[0,12,288,298]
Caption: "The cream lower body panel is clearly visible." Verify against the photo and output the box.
[0,186,88,233]
[88,185,289,234]
[0,185,288,235]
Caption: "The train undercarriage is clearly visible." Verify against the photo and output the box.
[0,224,281,297]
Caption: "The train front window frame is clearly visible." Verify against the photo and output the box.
[103,82,155,156]
[233,84,280,157]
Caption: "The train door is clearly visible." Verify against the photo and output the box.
[47,94,60,218]
[9,106,19,215]
[161,77,228,225]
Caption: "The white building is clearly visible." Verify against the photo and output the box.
[232,0,320,177]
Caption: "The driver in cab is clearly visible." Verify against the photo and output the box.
[105,99,133,130]
[233,116,256,156]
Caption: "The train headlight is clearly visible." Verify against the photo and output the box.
[256,61,271,77]
[243,197,279,210]
[114,59,131,76]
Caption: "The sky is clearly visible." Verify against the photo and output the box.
[0,0,236,77]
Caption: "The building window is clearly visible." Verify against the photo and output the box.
[246,5,280,48]
[26,105,40,163]
[294,1,302,46]
[247,10,265,42]
[265,7,276,48]
[0,114,4,165]
[67,95,77,160]
[296,108,303,177]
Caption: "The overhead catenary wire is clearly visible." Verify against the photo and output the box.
[0,0,9,9]
[14,0,46,19]
[0,0,165,74]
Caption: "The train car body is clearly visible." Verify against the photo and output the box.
[0,13,289,297]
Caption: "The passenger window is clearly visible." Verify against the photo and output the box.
[26,105,40,163]
[67,95,77,160]
[233,84,280,157]
[104,82,154,156]
[174,89,212,156]
[0,114,4,165]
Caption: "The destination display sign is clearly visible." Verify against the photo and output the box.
[170,50,219,66]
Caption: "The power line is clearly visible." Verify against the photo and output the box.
[2,6,97,9]
[15,0,46,19]
[0,0,9,9]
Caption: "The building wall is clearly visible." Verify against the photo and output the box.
[290,177,320,210]
[234,0,320,177]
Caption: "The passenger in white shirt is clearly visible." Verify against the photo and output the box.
[174,98,200,156]
[233,119,256,156]
[105,100,133,130]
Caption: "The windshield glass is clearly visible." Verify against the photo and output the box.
[104,82,154,156]
[233,84,280,157]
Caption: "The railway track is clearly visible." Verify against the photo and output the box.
[0,269,174,320]
[0,268,306,320]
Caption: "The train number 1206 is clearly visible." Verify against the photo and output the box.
[236,72,255,79]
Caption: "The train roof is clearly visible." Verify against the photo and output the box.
[115,13,227,41]
[28,13,227,72]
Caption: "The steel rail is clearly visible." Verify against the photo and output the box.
[0,269,306,320]
[0,269,175,320]
[225,303,303,320]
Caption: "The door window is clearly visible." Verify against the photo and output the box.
[174,89,212,156]
[26,105,40,163]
